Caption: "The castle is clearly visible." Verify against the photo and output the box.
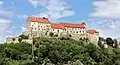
[6,17,99,44]
[24,17,99,44]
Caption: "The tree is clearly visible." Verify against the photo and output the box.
[12,38,15,41]
[99,37,105,41]
[49,32,54,37]
[113,39,118,47]
[18,37,22,42]
[106,37,114,46]
[19,34,28,39]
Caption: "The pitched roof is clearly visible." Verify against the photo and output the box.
[51,23,85,29]
[52,24,64,29]
[60,23,85,28]
[87,30,99,34]
[28,17,50,23]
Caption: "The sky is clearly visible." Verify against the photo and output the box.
[0,0,120,43]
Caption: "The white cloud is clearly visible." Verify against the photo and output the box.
[87,19,120,39]
[0,1,14,43]
[90,0,120,19]
[0,1,3,5]
[0,19,11,43]
[29,0,75,20]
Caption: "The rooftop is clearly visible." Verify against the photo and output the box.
[28,17,50,23]
[87,30,99,34]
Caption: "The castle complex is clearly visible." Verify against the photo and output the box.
[6,17,99,44]
[23,17,99,44]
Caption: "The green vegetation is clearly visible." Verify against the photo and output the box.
[0,37,120,65]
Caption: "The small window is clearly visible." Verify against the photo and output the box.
[76,31,78,33]
[32,28,33,30]
[83,31,84,33]
[57,30,59,33]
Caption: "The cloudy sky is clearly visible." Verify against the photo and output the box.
[0,0,120,43]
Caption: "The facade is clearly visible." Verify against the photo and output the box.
[24,17,99,44]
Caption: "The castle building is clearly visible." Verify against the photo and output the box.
[24,17,99,44]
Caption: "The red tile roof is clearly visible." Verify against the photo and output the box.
[87,30,99,34]
[52,23,85,29]
[52,24,64,29]
[28,17,50,23]
[28,17,86,29]
[60,23,85,28]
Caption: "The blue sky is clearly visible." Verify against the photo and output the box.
[0,0,120,43]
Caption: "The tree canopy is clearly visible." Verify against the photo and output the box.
[0,37,120,65]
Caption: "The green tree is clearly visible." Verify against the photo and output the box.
[49,32,54,37]
[106,37,114,46]
[12,38,15,41]
[18,37,23,42]
[19,34,28,39]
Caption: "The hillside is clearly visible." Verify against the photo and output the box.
[0,37,120,65]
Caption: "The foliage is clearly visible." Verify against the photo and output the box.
[19,34,28,39]
[12,38,15,41]
[18,37,23,42]
[1,37,120,65]
[106,37,114,46]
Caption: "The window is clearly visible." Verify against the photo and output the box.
[76,31,78,33]
[57,30,59,33]
[83,31,84,33]
[32,28,33,30]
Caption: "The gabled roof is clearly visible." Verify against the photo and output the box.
[87,30,99,34]
[28,17,50,23]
